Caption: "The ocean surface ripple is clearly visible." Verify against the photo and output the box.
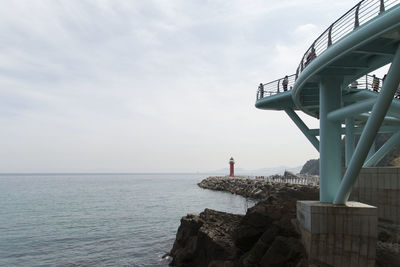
[0,174,256,266]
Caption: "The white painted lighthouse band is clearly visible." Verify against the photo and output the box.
[229,157,235,177]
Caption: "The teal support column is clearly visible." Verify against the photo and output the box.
[345,118,355,167]
[285,109,319,151]
[364,131,400,167]
[319,76,343,203]
[366,140,375,161]
[334,45,400,205]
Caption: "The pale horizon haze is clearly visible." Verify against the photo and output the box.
[0,0,382,173]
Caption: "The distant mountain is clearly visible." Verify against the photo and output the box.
[207,165,302,176]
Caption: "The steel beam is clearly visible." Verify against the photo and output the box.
[285,109,320,151]
[334,45,400,205]
[364,131,400,167]
[328,99,375,122]
[345,118,355,167]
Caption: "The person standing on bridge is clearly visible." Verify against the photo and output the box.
[350,80,358,89]
[282,76,289,91]
[372,75,380,92]
[258,83,264,98]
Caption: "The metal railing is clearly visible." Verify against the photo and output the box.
[257,74,386,100]
[296,0,399,78]
[256,74,296,100]
[347,74,384,91]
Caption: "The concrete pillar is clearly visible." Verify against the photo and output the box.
[297,201,377,267]
[320,76,343,202]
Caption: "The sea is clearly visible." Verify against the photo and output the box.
[0,173,257,266]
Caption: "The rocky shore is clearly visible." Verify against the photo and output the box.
[169,175,319,266]
[169,175,400,266]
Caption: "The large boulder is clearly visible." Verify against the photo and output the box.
[170,209,242,267]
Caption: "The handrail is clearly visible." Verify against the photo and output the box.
[347,74,384,91]
[256,0,399,101]
[296,0,399,78]
[257,74,385,100]
[256,74,296,100]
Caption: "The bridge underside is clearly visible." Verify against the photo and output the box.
[255,4,400,204]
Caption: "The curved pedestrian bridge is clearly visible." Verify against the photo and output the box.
[255,0,400,204]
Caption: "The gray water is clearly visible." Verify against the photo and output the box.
[0,174,256,266]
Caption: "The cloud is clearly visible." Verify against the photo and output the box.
[0,0,361,172]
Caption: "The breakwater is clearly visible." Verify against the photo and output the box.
[197,172,319,200]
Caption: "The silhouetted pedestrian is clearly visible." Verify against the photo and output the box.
[372,75,379,92]
[258,83,264,98]
[282,75,288,91]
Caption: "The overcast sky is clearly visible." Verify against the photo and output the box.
[1,0,375,173]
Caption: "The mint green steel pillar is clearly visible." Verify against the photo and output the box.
[364,131,400,167]
[367,140,375,161]
[345,118,355,167]
[334,45,400,205]
[319,76,343,202]
[285,108,320,151]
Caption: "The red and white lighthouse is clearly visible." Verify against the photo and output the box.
[229,157,235,177]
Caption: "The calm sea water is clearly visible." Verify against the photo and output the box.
[0,174,256,266]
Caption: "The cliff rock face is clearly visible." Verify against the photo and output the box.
[170,177,319,267]
[299,159,319,175]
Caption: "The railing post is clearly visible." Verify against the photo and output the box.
[354,3,360,29]
[380,0,385,14]
[328,25,333,47]
[301,58,304,71]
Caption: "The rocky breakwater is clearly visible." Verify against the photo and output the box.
[169,175,319,266]
[197,172,318,200]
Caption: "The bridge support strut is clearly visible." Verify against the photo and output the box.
[364,130,400,167]
[345,118,355,167]
[334,44,400,205]
[284,108,320,151]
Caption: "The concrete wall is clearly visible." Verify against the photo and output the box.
[349,167,400,224]
[297,201,377,267]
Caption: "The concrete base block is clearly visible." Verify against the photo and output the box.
[297,201,377,267]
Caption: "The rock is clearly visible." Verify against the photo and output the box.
[170,198,314,266]
[376,241,400,267]
[240,225,279,266]
[170,209,242,267]
[171,176,399,266]
[260,236,306,267]
[198,176,319,201]
[300,159,319,175]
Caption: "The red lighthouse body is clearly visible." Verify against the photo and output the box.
[229,157,235,177]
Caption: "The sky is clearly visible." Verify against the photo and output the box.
[0,0,382,173]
